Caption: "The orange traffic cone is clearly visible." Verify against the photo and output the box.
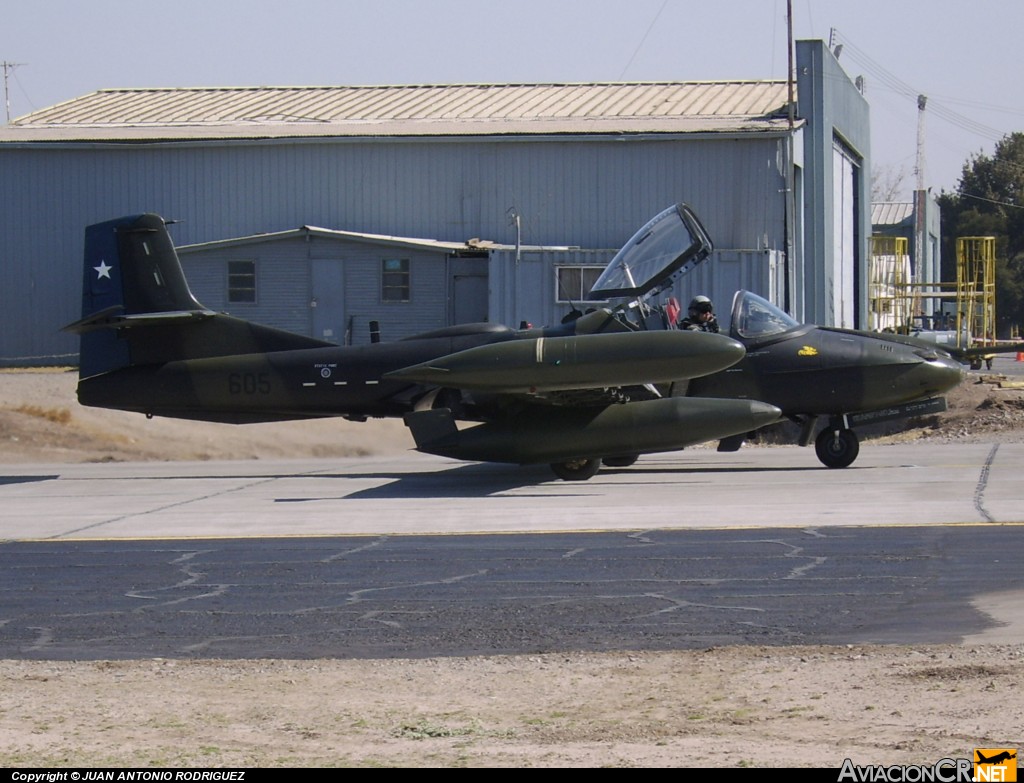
[1016,352,1024,362]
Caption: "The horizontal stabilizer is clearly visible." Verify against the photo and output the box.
[64,307,218,335]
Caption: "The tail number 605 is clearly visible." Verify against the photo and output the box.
[228,372,271,395]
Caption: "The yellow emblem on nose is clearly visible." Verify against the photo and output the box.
[798,346,818,357]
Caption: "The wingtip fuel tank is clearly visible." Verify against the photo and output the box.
[384,330,745,393]
[405,396,783,464]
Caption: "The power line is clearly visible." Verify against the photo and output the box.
[829,30,1010,144]
[961,192,1024,210]
[618,0,669,80]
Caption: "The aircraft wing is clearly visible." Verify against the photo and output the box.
[954,342,1024,359]
[868,329,1024,365]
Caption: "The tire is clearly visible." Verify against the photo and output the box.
[814,427,860,469]
[550,457,603,481]
[603,454,639,468]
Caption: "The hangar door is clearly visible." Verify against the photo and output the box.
[832,140,861,328]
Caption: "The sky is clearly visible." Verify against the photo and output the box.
[3,0,1022,199]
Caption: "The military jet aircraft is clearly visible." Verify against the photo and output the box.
[64,204,963,479]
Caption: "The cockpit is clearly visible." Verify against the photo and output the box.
[581,203,802,342]
[729,290,801,342]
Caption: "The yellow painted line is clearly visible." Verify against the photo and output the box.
[8,520,1024,544]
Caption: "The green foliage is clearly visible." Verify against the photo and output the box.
[938,132,1024,335]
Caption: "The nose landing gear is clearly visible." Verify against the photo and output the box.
[814,425,860,468]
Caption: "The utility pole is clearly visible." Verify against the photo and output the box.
[915,94,927,193]
[2,61,25,124]
[783,0,797,316]
[914,94,929,314]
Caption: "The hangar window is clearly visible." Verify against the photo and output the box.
[381,258,410,302]
[227,260,257,303]
[557,266,606,303]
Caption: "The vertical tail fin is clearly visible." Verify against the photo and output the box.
[81,213,204,319]
[67,214,206,378]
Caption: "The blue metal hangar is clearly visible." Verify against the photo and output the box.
[0,39,869,366]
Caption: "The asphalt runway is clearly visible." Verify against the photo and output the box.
[2,441,1024,659]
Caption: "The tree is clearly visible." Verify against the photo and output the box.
[871,164,909,202]
[937,132,1024,337]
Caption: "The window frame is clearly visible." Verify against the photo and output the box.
[555,265,608,304]
[381,257,411,303]
[227,259,257,304]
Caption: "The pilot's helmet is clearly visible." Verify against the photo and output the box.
[689,295,713,314]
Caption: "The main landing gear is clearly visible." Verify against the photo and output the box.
[549,452,640,480]
[550,457,603,481]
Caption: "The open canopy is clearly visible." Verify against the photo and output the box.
[588,203,713,300]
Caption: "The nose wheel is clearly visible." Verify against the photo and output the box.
[814,426,859,468]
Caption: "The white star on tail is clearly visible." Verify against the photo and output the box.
[93,261,112,279]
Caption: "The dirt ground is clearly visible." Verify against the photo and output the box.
[2,368,1023,767]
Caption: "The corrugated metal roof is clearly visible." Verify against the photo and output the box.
[1,82,796,142]
[871,202,915,226]
[178,225,483,254]
[176,224,586,254]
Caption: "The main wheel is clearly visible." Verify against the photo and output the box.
[603,454,639,468]
[550,457,602,481]
[814,427,859,468]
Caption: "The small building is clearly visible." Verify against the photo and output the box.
[178,226,487,345]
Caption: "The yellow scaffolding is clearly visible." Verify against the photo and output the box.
[956,237,997,347]
[869,234,997,350]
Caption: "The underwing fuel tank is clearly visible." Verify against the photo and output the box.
[405,396,783,464]
[384,330,745,392]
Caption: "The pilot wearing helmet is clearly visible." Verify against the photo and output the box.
[679,295,720,333]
